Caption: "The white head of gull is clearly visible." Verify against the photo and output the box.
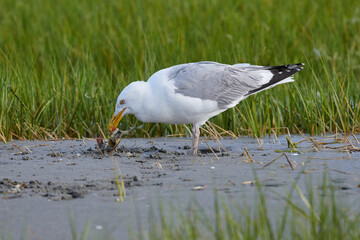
[108,61,304,155]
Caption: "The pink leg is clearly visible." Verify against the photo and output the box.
[192,124,200,155]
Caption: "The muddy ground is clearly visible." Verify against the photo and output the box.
[0,135,359,239]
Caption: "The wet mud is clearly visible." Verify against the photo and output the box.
[0,135,359,239]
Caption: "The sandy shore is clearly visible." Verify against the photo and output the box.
[1,135,359,239]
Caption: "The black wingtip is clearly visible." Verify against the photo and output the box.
[287,63,305,71]
[245,63,304,96]
[269,63,304,70]
[266,63,304,78]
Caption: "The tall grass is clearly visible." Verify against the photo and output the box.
[0,0,359,140]
[134,175,360,240]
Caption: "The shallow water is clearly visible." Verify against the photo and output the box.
[0,134,359,239]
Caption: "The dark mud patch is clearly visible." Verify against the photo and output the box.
[0,176,144,201]
[81,144,185,159]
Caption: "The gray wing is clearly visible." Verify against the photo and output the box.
[168,61,303,109]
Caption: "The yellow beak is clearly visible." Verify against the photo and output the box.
[108,108,126,133]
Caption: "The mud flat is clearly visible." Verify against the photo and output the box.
[0,135,359,239]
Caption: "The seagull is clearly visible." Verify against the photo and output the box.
[108,61,304,155]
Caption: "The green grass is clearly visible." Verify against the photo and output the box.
[133,175,360,240]
[1,0,359,140]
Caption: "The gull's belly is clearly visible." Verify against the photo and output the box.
[135,92,224,125]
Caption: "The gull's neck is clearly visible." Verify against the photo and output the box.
[128,69,173,123]
[126,81,153,122]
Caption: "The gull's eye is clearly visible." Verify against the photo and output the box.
[120,99,125,105]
